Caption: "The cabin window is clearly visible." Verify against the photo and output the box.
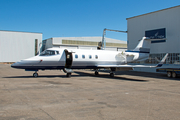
[89,55,92,59]
[82,55,85,59]
[95,55,98,59]
[75,54,78,58]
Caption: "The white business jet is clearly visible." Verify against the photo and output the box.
[11,37,168,77]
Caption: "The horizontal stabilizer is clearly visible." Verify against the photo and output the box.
[155,53,168,67]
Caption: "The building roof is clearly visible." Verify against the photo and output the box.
[126,5,180,20]
[0,30,42,34]
[51,37,127,44]
[43,36,127,48]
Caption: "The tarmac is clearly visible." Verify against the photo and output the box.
[0,64,180,120]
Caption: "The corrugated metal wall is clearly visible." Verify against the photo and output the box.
[0,31,42,62]
[127,5,180,54]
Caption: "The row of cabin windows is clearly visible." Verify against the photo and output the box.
[75,54,98,59]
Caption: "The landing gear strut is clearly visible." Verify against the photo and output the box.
[33,71,38,77]
[110,68,115,77]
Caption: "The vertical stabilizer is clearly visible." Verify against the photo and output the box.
[133,37,151,53]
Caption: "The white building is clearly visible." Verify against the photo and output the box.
[42,37,127,51]
[0,30,42,62]
[127,5,180,65]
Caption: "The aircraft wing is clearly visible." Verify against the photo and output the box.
[97,53,168,68]
[98,64,156,68]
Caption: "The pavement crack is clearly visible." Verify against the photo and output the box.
[39,108,56,120]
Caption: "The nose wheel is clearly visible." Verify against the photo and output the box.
[33,72,38,77]
[66,73,71,77]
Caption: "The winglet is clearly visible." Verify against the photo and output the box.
[155,53,168,67]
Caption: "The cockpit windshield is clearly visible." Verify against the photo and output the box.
[40,50,59,56]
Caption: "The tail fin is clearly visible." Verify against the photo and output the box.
[133,37,151,53]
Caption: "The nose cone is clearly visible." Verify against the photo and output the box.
[11,62,20,68]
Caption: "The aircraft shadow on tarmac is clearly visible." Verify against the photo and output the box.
[74,70,180,81]
[4,75,67,79]
[74,71,149,82]
[4,70,178,81]
[3,71,148,82]
[4,74,147,82]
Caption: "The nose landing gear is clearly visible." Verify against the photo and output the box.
[63,68,73,77]
[33,71,38,77]
[66,73,72,77]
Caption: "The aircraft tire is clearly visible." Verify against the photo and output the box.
[33,73,38,78]
[110,73,114,77]
[95,71,99,75]
[66,73,71,77]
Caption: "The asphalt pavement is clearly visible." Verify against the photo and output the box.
[0,64,180,120]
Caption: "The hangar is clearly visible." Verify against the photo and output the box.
[0,32,126,63]
[42,37,127,51]
[127,5,180,65]
[0,30,42,62]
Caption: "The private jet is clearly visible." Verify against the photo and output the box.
[11,37,168,77]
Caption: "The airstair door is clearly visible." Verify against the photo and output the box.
[64,49,73,68]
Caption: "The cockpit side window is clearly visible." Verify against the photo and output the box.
[40,50,59,56]
[50,51,55,55]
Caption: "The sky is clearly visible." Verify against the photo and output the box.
[0,0,180,41]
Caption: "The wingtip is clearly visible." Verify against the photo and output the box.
[156,53,168,67]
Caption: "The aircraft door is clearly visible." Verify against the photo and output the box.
[64,49,73,68]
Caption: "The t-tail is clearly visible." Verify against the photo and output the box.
[125,37,151,62]
[132,37,151,53]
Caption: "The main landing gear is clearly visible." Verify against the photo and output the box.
[33,71,38,77]
[110,72,115,77]
[95,71,99,75]
[94,69,115,77]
